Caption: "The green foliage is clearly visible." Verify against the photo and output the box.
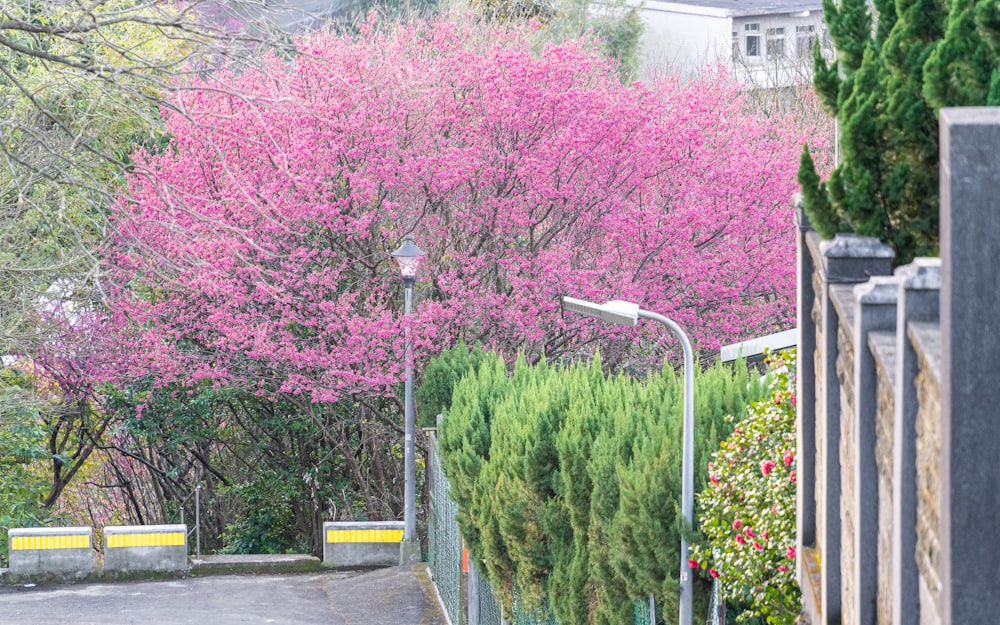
[417,341,488,428]
[923,0,998,109]
[220,475,308,555]
[800,0,1000,264]
[438,353,510,560]
[101,381,390,556]
[440,351,767,625]
[458,0,644,82]
[0,369,60,566]
[690,350,798,625]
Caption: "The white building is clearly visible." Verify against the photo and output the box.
[636,0,831,88]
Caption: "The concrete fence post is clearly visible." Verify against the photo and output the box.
[795,197,817,555]
[851,277,900,625]
[812,234,893,625]
[939,107,1000,625]
[891,259,941,625]
[468,557,481,625]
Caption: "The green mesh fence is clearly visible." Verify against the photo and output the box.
[428,433,462,625]
[477,568,504,625]
[633,596,654,625]
[428,433,659,625]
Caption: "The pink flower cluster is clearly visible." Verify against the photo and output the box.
[96,18,824,409]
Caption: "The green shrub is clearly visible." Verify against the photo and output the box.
[690,350,799,624]
[439,351,768,625]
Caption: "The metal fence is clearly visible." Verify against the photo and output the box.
[428,431,463,625]
[427,432,659,625]
[708,578,726,625]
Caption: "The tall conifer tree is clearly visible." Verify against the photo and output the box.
[800,0,1000,263]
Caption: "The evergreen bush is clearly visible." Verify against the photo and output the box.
[437,351,767,624]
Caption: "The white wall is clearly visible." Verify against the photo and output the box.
[637,3,731,82]
[635,2,829,88]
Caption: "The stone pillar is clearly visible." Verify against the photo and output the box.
[892,259,941,625]
[816,235,894,625]
[939,107,1000,625]
[851,277,899,625]
[796,197,817,553]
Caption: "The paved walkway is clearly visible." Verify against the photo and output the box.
[0,564,446,625]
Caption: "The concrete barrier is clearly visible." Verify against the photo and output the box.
[104,524,188,573]
[323,521,404,568]
[8,526,95,578]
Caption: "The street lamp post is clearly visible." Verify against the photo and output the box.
[392,234,426,566]
[561,297,694,625]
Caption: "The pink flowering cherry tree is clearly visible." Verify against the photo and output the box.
[100,17,829,409]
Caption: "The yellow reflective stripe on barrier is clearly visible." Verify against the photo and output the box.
[326,529,405,543]
[10,534,91,551]
[106,533,186,548]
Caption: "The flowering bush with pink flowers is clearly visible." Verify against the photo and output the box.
[689,349,799,624]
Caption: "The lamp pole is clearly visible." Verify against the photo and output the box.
[561,297,694,625]
[392,234,425,566]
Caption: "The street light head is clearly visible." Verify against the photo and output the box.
[561,296,639,326]
[391,234,426,279]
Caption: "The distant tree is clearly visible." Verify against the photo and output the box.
[99,16,827,417]
[922,0,1000,108]
[0,0,298,522]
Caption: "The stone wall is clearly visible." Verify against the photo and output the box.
[794,219,935,625]
[870,332,895,625]
[795,107,1000,625]
[911,324,941,625]
[835,313,857,625]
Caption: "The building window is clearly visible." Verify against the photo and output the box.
[796,25,816,57]
[745,23,761,57]
[766,27,785,59]
[732,31,740,61]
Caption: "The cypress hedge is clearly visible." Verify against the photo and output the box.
[436,352,767,624]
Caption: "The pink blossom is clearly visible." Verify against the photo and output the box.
[753,542,763,551]
[783,451,794,466]
[688,559,699,569]
[79,16,828,439]
[744,527,755,538]
[761,460,777,476]
[709,569,720,579]
[790,470,797,483]
[736,535,746,545]
[732,519,744,531]
[786,546,796,559]
[778,565,788,573]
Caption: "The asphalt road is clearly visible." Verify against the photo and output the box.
[0,566,446,625]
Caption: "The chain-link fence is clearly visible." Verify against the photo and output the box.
[428,431,462,625]
[708,578,726,625]
[427,432,659,625]
[476,563,504,625]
